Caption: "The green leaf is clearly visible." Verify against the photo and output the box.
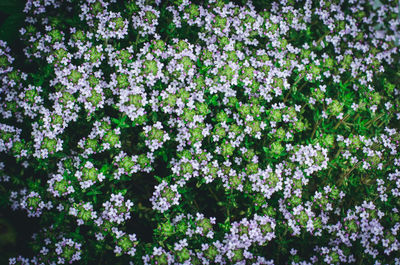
[162,152,168,162]
[64,18,82,27]
[196,58,203,68]
[54,212,66,227]
[100,164,111,173]
[154,175,163,183]
[209,95,219,106]
[86,190,102,196]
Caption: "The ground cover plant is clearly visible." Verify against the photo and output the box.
[0,0,400,264]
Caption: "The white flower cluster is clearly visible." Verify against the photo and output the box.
[101,193,134,225]
[54,237,82,264]
[132,2,161,37]
[150,180,181,213]
[289,143,329,176]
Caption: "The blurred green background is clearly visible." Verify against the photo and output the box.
[0,0,25,43]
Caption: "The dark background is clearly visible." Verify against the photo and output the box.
[0,1,34,263]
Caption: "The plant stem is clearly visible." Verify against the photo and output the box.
[298,79,308,91]
[284,76,304,103]
[343,161,362,181]
[333,113,350,130]
[208,186,219,203]
[365,113,385,128]
[311,120,321,139]
[193,198,200,210]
